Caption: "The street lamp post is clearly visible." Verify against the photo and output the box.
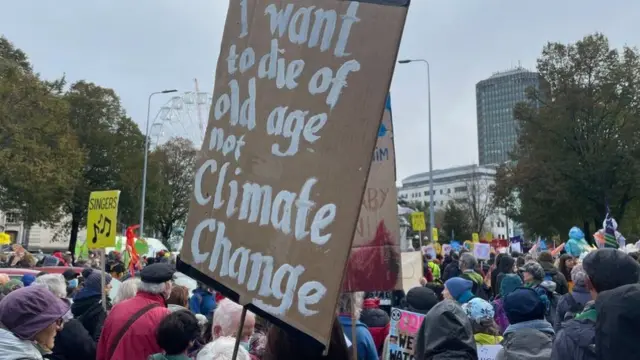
[398,59,435,242]
[140,89,178,237]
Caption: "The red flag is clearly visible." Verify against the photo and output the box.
[126,225,141,276]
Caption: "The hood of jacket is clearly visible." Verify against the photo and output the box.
[0,328,43,360]
[500,328,553,360]
[504,319,554,337]
[539,261,558,276]
[415,300,477,360]
[557,318,596,355]
[595,284,640,359]
[167,304,189,313]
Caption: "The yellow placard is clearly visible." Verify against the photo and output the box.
[486,232,493,241]
[472,233,480,243]
[86,190,120,249]
[0,232,10,245]
[432,227,439,242]
[411,212,426,231]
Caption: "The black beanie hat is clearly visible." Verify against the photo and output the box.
[504,287,545,324]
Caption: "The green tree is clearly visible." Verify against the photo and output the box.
[493,33,640,237]
[441,202,472,242]
[64,81,145,253]
[146,137,197,249]
[0,37,83,242]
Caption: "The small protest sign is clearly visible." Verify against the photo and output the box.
[0,232,10,245]
[442,244,452,255]
[86,190,120,249]
[474,243,491,260]
[477,345,502,360]
[178,0,410,347]
[411,212,426,231]
[344,95,401,292]
[388,308,425,360]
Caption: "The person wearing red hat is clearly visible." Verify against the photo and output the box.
[359,298,390,357]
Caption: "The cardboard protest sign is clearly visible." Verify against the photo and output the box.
[401,251,423,293]
[343,95,401,292]
[178,0,410,348]
[388,308,425,360]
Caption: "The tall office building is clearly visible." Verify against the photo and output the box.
[476,67,540,165]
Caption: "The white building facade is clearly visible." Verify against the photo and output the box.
[0,211,81,251]
[398,164,516,239]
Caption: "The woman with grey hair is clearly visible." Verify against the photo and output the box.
[553,264,593,330]
[113,277,141,305]
[337,292,378,360]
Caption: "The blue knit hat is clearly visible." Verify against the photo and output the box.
[21,274,36,287]
[445,277,473,300]
[500,274,523,298]
[84,269,112,292]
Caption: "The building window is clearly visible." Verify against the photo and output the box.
[439,189,443,195]
[447,189,451,194]
[454,186,468,193]
[424,191,428,196]
[5,212,19,224]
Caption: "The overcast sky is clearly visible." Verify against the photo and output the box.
[1,0,638,183]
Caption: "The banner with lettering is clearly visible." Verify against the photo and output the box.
[343,95,401,292]
[178,0,410,348]
[388,308,425,360]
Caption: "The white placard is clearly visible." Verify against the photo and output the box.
[473,243,491,260]
[477,345,502,360]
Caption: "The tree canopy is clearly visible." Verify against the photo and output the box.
[493,33,640,237]
[146,137,197,249]
[0,37,83,236]
[64,81,146,252]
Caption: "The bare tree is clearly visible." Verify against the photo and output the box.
[461,170,496,234]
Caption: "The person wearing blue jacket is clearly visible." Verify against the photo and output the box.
[338,292,379,360]
[189,283,216,320]
[565,227,590,258]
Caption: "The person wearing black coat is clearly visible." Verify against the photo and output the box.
[538,252,569,295]
[71,269,112,342]
[45,319,97,360]
[442,252,461,282]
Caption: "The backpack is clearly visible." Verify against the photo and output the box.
[461,273,490,301]
[537,286,561,325]
[563,294,586,321]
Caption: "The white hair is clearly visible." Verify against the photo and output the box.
[338,292,364,319]
[113,278,141,305]
[212,299,255,336]
[196,337,249,360]
[34,274,67,298]
[137,280,167,294]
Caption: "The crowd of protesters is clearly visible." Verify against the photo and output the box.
[1,236,640,359]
